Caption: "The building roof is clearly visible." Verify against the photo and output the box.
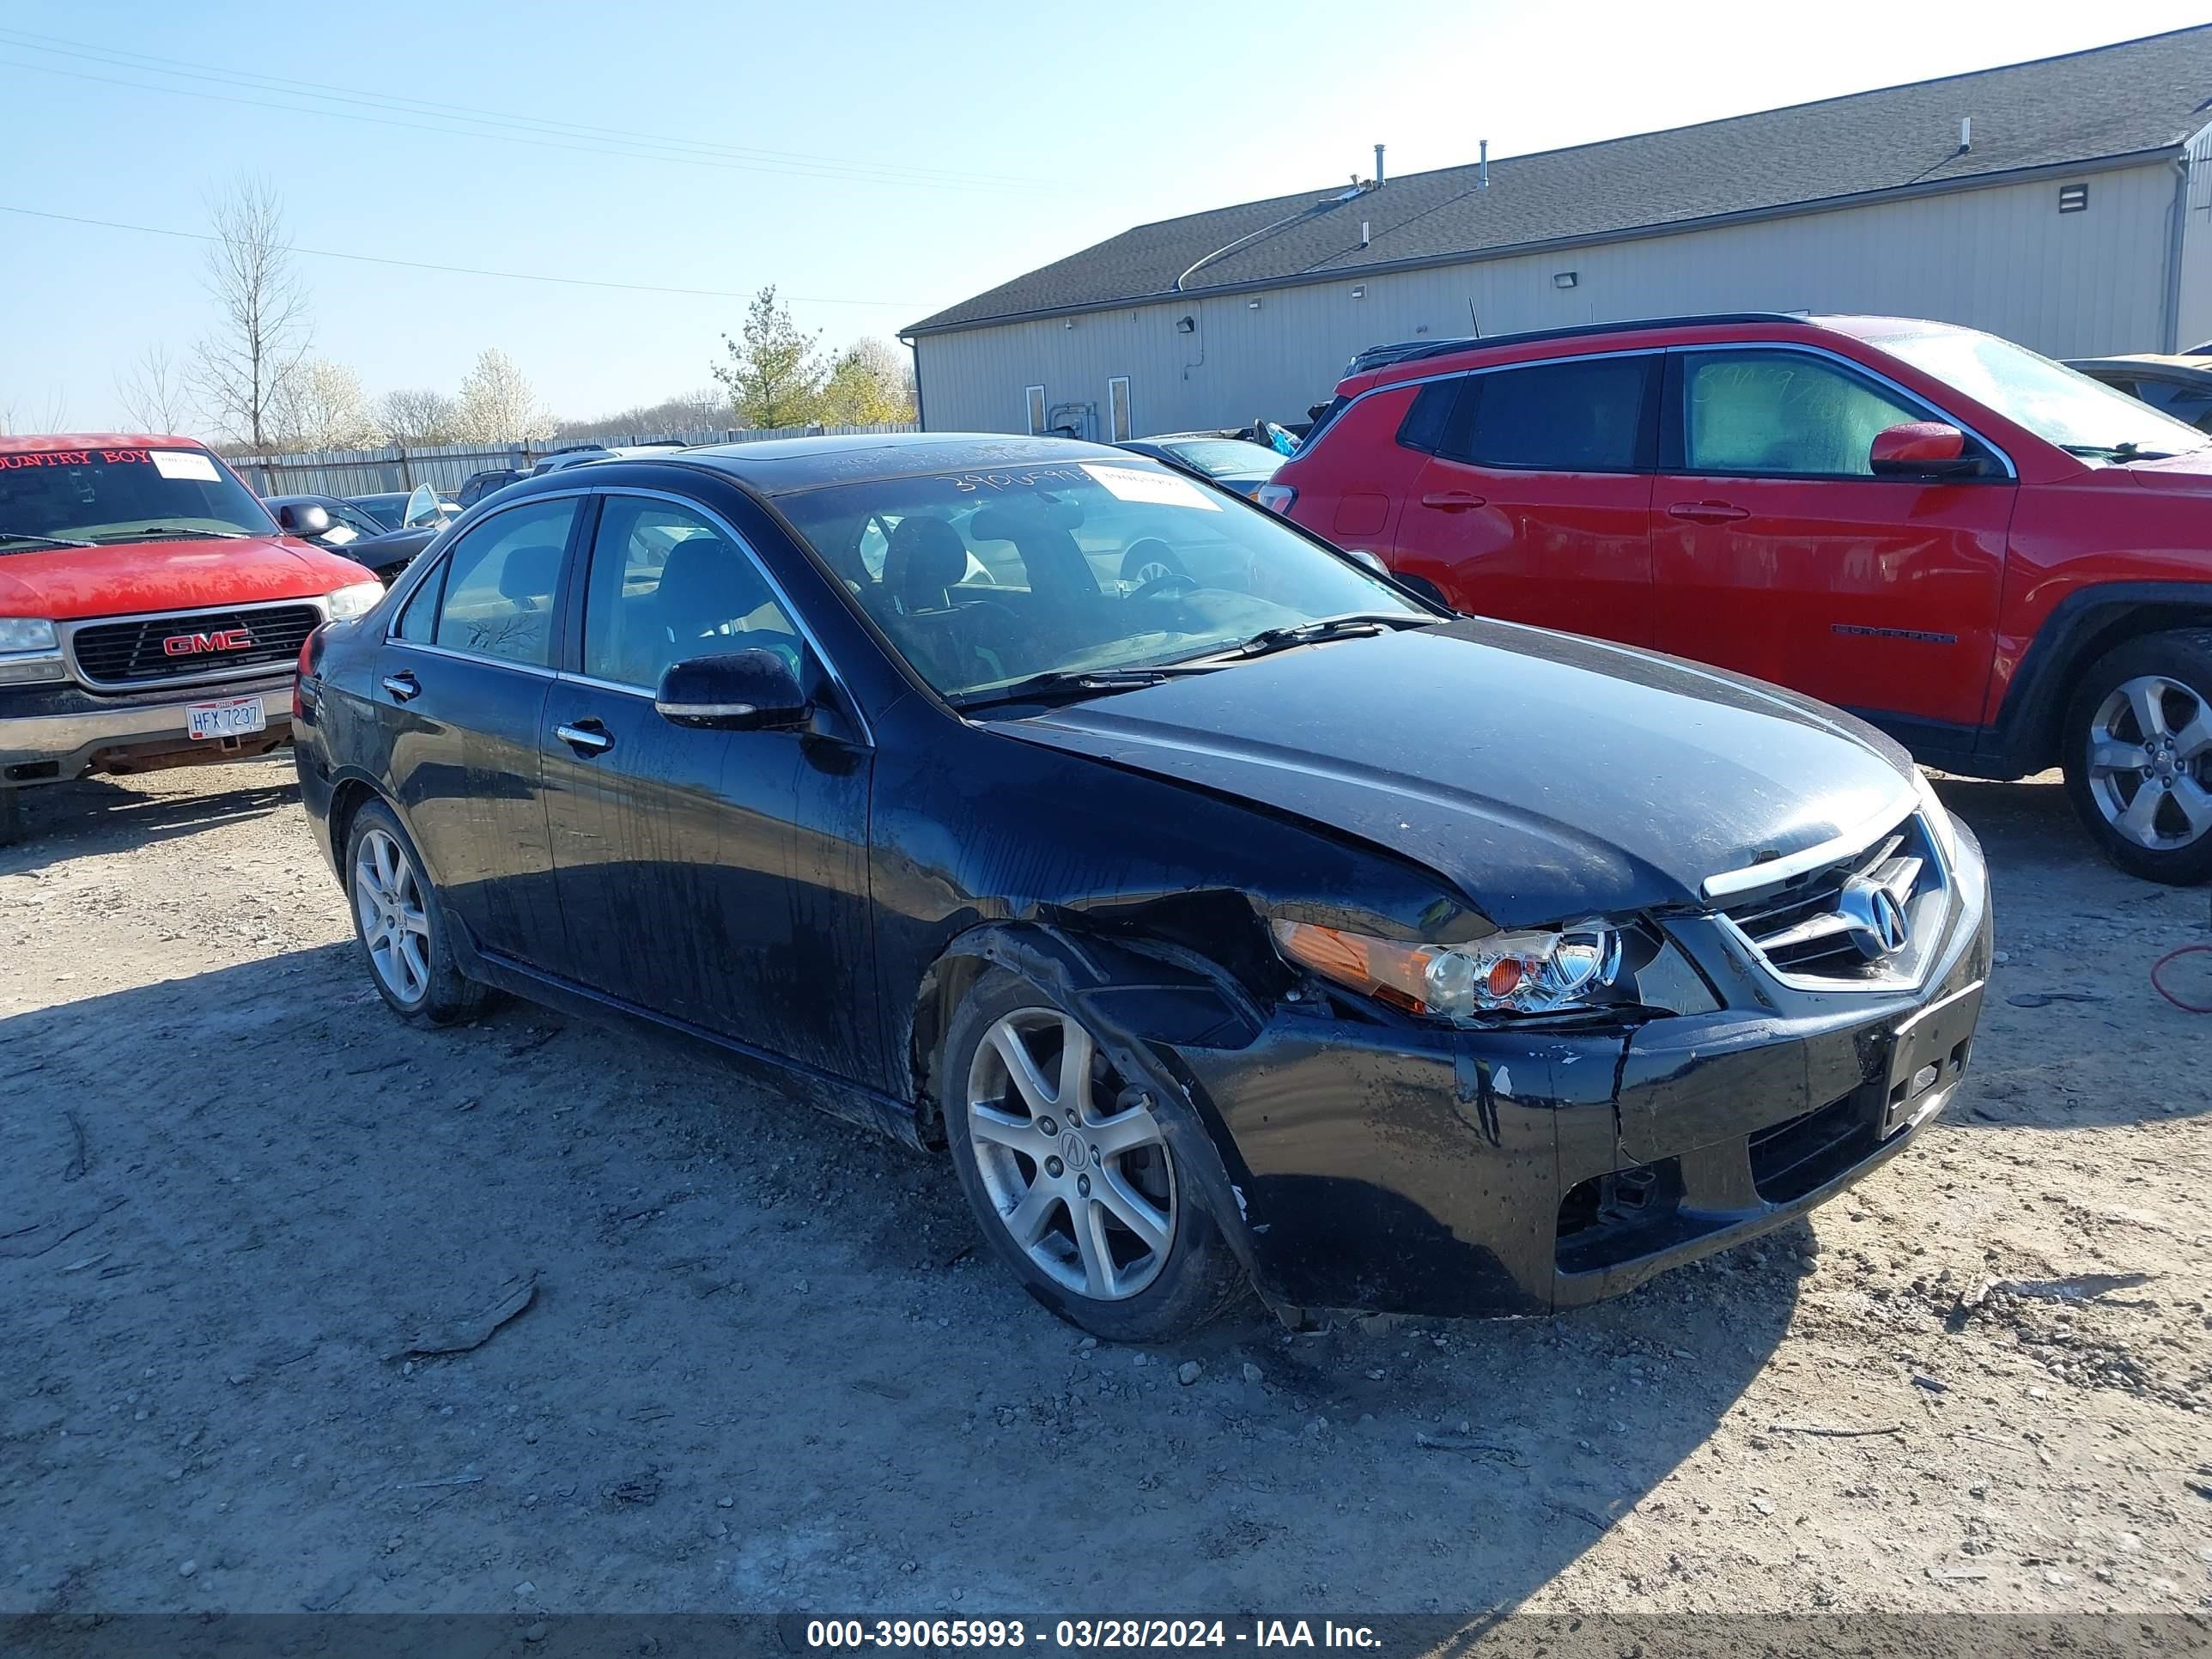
[908,25,2212,337]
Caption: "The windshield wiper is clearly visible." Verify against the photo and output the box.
[0,529,96,550]
[89,526,250,543]
[1216,611,1436,660]
[2063,441,2181,463]
[949,664,1221,711]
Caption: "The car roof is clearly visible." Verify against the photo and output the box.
[1346,311,1976,381]
[613,431,1137,497]
[2069,352,2212,374]
[0,431,205,453]
[262,493,347,507]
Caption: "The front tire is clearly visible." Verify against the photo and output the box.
[2061,629,2212,884]
[941,969,1248,1342]
[344,799,485,1024]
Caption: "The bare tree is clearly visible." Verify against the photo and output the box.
[114,345,195,434]
[453,349,555,444]
[378,387,459,447]
[0,392,72,436]
[189,176,313,449]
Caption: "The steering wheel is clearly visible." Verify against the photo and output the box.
[1131,570,1202,602]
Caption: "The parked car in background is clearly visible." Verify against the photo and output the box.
[0,434,380,845]
[1266,312,2212,883]
[529,441,691,477]
[456,469,524,508]
[330,485,451,585]
[293,432,1989,1340]
[348,490,459,532]
[262,493,387,550]
[1115,434,1286,498]
[2066,353,2212,433]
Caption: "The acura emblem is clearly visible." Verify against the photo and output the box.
[1838,874,1911,960]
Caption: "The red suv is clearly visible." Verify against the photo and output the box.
[0,434,382,846]
[1264,313,2212,883]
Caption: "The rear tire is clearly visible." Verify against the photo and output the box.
[942,969,1248,1343]
[2060,629,2212,884]
[343,798,486,1024]
[0,787,21,848]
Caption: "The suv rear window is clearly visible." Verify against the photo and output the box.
[1436,356,1653,472]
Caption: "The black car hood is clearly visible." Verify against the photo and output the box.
[985,617,1919,924]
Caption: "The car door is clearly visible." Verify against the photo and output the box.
[1650,346,2016,732]
[1394,352,1658,643]
[541,489,881,1085]
[375,495,582,968]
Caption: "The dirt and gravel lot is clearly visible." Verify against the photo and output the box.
[3,757,2210,1625]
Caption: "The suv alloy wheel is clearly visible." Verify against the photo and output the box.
[2063,629,2212,884]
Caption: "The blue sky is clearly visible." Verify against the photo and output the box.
[5,0,2209,430]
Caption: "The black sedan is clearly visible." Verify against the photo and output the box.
[1115,434,1285,498]
[292,434,1991,1340]
[2065,353,2212,432]
[264,493,388,550]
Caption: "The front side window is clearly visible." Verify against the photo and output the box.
[429,498,577,666]
[1680,351,1924,477]
[777,459,1420,701]
[0,446,276,550]
[582,496,799,689]
[1436,356,1651,471]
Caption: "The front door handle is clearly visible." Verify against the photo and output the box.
[1419,490,1487,512]
[556,719,613,757]
[380,672,420,702]
[1666,501,1750,524]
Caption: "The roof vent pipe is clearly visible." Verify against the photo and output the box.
[1374,143,1386,185]
[1480,139,1489,188]
[1959,116,1972,152]
[1360,220,1371,247]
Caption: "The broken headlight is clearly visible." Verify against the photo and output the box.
[1272,918,1624,1019]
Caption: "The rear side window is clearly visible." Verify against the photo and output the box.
[430,499,578,666]
[1395,380,1461,453]
[1436,356,1652,471]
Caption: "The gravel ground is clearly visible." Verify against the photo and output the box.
[3,758,2209,1620]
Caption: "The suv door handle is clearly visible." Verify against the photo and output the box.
[380,672,420,702]
[1666,500,1750,524]
[1419,490,1486,512]
[556,719,613,757]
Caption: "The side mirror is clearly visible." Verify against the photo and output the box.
[1869,422,1981,477]
[276,502,331,536]
[400,483,441,528]
[655,650,810,732]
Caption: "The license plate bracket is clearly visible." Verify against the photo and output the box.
[185,696,268,742]
[1879,978,1984,1138]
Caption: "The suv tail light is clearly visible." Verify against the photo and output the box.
[1255,483,1297,514]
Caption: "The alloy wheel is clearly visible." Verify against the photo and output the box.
[965,1008,1176,1301]
[1131,557,1177,586]
[2084,674,2212,851]
[353,827,432,1004]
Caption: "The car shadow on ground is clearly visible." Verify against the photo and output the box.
[3,765,299,872]
[1,938,1805,1613]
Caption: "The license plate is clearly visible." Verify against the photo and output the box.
[185,696,268,741]
[1880,978,1984,1137]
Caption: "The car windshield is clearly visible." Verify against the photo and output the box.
[1160,440,1283,479]
[780,458,1424,701]
[1874,328,2211,459]
[0,446,274,549]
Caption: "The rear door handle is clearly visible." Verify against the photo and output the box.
[1419,490,1486,512]
[556,720,613,757]
[380,672,420,702]
[1666,501,1749,524]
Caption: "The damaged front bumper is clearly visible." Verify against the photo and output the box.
[1165,821,1994,1320]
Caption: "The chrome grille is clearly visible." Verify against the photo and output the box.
[1717,814,1947,987]
[64,602,322,690]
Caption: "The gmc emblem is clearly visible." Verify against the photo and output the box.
[162,627,254,657]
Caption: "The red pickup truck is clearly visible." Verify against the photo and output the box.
[1263,313,2212,884]
[0,434,381,846]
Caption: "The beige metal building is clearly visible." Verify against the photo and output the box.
[906,27,2212,440]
